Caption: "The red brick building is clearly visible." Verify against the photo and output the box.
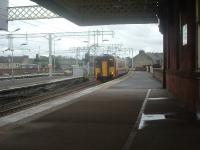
[158,0,199,113]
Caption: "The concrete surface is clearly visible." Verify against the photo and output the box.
[0,71,198,150]
[0,74,126,128]
[131,89,200,150]
[0,71,154,150]
[0,76,73,90]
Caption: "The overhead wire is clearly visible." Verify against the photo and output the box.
[0,2,115,57]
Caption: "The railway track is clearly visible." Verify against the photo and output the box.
[0,80,99,117]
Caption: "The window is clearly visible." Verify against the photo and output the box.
[108,59,114,67]
[95,60,101,68]
[182,24,188,46]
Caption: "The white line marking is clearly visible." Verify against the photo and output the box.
[148,97,168,100]
[122,89,151,150]
[138,114,166,130]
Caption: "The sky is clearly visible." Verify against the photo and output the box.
[0,0,163,58]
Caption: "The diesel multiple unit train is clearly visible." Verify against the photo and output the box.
[94,55,128,81]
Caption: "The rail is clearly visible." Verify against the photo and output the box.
[0,80,99,117]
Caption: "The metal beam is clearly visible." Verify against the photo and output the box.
[8,0,159,24]
[8,5,60,21]
[31,0,159,25]
[0,31,114,39]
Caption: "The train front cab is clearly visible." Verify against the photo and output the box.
[95,56,116,81]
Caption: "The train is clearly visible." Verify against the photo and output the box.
[94,55,129,81]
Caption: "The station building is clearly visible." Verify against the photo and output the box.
[158,0,200,113]
[31,0,200,115]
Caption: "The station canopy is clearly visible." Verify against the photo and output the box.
[31,0,159,26]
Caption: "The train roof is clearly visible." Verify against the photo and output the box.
[95,55,115,60]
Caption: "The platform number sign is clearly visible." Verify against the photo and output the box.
[182,24,188,46]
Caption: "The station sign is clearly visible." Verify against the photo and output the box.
[0,0,8,31]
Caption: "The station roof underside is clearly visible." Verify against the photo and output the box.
[31,0,159,26]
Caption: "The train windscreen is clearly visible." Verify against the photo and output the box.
[95,60,101,68]
[108,59,114,67]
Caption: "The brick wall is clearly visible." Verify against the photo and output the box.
[159,0,198,112]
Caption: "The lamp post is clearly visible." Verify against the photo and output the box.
[53,38,61,75]
[128,48,134,70]
[83,40,90,76]
[7,28,20,80]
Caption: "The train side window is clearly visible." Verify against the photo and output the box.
[118,61,125,68]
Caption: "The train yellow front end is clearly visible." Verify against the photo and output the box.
[94,55,128,81]
[95,55,116,81]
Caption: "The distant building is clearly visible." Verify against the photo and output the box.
[0,55,30,69]
[20,64,39,69]
[133,50,163,71]
[0,57,10,69]
[57,57,80,70]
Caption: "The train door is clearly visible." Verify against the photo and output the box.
[108,59,115,78]
[102,60,108,77]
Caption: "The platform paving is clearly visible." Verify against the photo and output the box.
[130,88,200,150]
[0,71,198,150]
[0,75,74,90]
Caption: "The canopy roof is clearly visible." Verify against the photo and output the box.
[31,0,159,25]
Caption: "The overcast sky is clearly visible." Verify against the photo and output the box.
[0,0,163,58]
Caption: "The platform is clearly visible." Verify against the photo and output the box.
[131,89,200,150]
[0,71,198,150]
[0,75,76,91]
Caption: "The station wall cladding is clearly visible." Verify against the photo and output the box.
[159,0,197,112]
